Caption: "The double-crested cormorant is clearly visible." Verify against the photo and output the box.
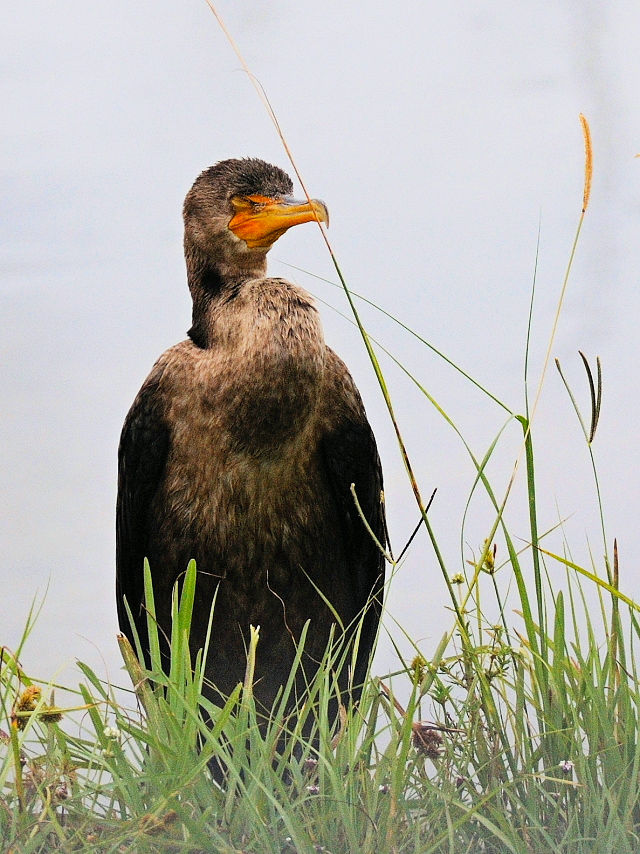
[116,157,385,725]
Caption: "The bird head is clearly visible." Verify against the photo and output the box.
[183,158,328,264]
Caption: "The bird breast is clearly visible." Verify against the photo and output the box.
[211,277,326,450]
[158,277,329,550]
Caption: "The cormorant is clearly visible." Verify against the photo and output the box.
[116,157,385,729]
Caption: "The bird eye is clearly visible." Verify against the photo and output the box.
[230,195,265,212]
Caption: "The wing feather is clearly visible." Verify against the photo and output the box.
[115,369,170,658]
[320,350,386,692]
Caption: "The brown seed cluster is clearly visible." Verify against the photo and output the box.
[412,722,444,760]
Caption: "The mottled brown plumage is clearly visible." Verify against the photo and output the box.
[116,158,385,728]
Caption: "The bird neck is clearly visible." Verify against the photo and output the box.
[184,237,268,348]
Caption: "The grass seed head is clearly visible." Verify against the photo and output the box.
[579,113,592,213]
[17,685,41,712]
[410,653,427,681]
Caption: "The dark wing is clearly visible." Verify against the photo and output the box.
[321,351,386,694]
[116,368,170,661]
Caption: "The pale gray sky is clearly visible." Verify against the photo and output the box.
[3,2,640,687]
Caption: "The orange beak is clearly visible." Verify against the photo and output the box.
[228,194,329,249]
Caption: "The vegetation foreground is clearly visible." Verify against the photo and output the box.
[3,508,639,854]
[4,118,640,853]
